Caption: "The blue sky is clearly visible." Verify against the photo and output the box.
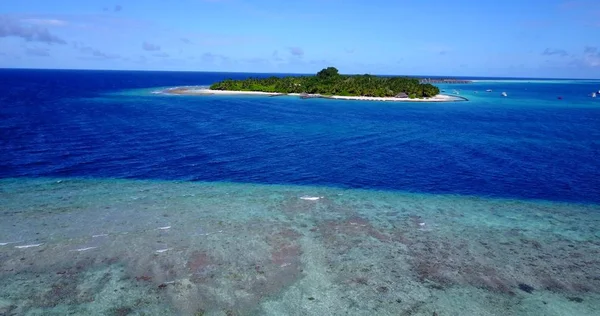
[1,0,599,78]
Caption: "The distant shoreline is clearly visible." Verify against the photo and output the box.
[160,87,467,102]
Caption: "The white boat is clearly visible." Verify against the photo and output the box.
[593,92,597,98]
[501,92,507,97]
[486,89,492,92]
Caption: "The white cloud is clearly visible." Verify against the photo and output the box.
[582,46,600,67]
[0,15,66,44]
[142,41,161,51]
[21,19,68,26]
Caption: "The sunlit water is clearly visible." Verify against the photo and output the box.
[1,70,600,315]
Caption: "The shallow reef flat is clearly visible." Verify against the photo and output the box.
[1,178,599,315]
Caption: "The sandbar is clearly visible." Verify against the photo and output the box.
[160,87,466,102]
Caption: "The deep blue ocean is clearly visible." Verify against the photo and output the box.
[1,69,599,203]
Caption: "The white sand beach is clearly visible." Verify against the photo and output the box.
[162,87,465,102]
[328,94,461,102]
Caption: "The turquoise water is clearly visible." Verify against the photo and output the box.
[1,178,599,315]
[1,70,600,315]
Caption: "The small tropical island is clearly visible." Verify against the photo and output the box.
[163,67,465,102]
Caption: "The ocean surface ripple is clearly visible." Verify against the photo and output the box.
[1,69,600,203]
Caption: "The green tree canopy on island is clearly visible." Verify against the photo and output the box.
[210,67,440,98]
[316,67,340,79]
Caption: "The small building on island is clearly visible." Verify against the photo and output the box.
[395,92,409,99]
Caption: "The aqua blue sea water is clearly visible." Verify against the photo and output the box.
[1,69,600,316]
[1,69,600,202]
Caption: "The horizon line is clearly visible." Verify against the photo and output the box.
[1,67,598,81]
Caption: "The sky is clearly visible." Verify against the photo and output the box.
[0,0,599,78]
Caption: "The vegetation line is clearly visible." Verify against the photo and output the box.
[210,67,440,99]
